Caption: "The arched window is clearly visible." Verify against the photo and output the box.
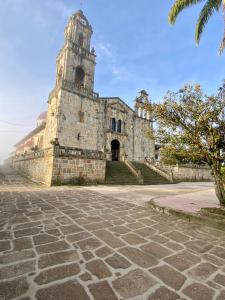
[143,109,146,119]
[138,107,142,117]
[111,118,116,131]
[117,120,122,133]
[78,33,84,47]
[75,66,85,88]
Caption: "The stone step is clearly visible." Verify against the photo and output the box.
[132,162,170,185]
[105,161,139,185]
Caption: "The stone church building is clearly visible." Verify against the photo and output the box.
[12,10,156,185]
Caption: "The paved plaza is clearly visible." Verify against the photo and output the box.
[0,167,225,300]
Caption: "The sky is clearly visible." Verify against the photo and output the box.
[0,0,224,163]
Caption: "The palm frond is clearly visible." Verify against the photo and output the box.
[195,0,222,44]
[169,0,204,24]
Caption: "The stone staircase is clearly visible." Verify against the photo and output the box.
[132,162,171,185]
[105,161,139,185]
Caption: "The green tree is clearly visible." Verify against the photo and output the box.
[150,82,225,206]
[168,0,225,54]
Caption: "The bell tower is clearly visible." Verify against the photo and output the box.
[56,10,96,93]
[134,90,151,120]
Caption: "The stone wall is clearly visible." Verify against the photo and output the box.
[52,146,106,184]
[155,163,213,182]
[11,146,106,186]
[11,148,54,186]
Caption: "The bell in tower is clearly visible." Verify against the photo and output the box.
[56,10,96,94]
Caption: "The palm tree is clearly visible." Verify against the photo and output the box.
[168,0,225,54]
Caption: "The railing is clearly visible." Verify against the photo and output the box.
[12,147,53,162]
[54,145,105,160]
[124,160,143,184]
[62,80,99,99]
[145,158,174,183]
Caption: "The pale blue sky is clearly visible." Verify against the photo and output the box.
[0,0,224,162]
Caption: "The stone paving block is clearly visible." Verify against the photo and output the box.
[13,237,33,250]
[213,273,225,286]
[202,253,225,266]
[34,263,80,285]
[134,227,157,237]
[36,280,89,300]
[112,269,157,299]
[95,246,113,258]
[0,230,11,240]
[108,225,130,235]
[210,246,225,260]
[77,237,102,251]
[46,228,61,236]
[148,286,181,300]
[83,221,113,231]
[150,264,186,290]
[14,221,41,231]
[35,240,71,254]
[82,251,94,261]
[121,233,147,245]
[164,250,201,271]
[139,218,157,226]
[33,233,58,245]
[0,260,35,280]
[79,272,92,282]
[188,262,217,280]
[9,216,30,225]
[59,224,83,235]
[93,230,125,248]
[89,281,118,300]
[86,259,112,279]
[165,241,184,251]
[38,250,79,269]
[185,240,213,253]
[66,231,91,243]
[126,222,145,230]
[141,242,172,259]
[150,234,169,244]
[0,250,35,264]
[14,227,41,238]
[164,231,190,243]
[0,240,11,251]
[182,282,215,300]
[105,253,131,269]
[119,246,158,268]
[0,277,29,300]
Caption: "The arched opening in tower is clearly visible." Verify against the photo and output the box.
[75,66,85,88]
[78,33,84,47]
[111,139,120,161]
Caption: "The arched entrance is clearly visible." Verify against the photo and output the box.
[111,139,120,161]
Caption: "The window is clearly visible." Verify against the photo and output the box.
[138,107,142,117]
[117,120,122,133]
[75,66,85,87]
[78,33,84,47]
[111,118,116,131]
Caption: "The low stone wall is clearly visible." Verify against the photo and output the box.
[52,157,106,184]
[156,163,213,182]
[11,148,54,186]
[52,145,106,184]
[11,146,106,186]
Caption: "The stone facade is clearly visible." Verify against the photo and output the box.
[11,10,155,185]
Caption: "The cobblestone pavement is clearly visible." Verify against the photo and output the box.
[0,167,225,300]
